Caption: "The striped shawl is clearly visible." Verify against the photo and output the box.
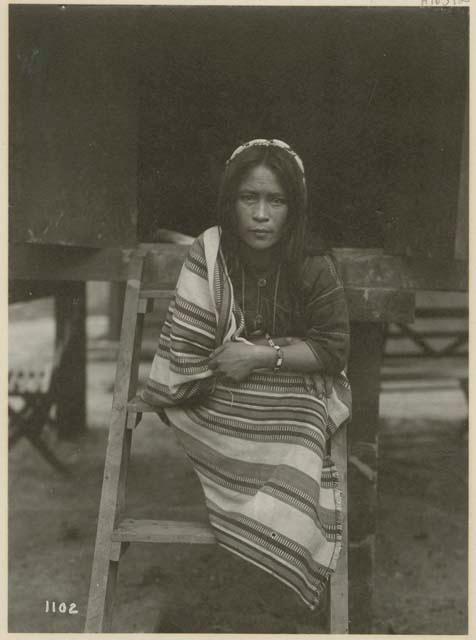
[142,226,351,609]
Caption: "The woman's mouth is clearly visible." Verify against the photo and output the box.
[250,229,271,238]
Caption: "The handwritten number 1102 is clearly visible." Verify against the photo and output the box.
[44,600,78,614]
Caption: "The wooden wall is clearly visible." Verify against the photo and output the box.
[9,6,467,256]
[137,6,468,258]
[10,5,139,248]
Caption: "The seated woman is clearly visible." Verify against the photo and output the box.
[143,138,351,623]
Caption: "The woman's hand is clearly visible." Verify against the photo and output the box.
[248,336,301,347]
[313,374,334,398]
[209,341,274,383]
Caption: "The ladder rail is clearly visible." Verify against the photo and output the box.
[85,251,147,632]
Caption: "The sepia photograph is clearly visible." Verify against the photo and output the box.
[7,2,469,634]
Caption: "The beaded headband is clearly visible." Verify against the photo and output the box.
[226,138,306,180]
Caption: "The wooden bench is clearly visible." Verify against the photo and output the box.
[383,293,468,410]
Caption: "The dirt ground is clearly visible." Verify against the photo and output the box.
[8,299,468,634]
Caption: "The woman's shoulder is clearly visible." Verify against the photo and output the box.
[183,226,223,276]
[182,227,216,274]
[303,230,328,256]
[301,253,343,295]
[190,226,221,249]
[186,226,220,253]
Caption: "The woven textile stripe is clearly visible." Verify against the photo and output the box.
[142,226,351,609]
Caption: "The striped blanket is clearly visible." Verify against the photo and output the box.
[142,226,351,609]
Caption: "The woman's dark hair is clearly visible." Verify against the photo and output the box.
[217,143,308,288]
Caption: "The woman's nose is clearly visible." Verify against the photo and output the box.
[252,200,269,221]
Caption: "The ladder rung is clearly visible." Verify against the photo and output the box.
[127,395,159,413]
[111,518,216,544]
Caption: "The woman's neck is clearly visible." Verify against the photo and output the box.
[239,243,282,273]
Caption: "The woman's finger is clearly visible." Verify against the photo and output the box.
[210,344,226,359]
[324,374,334,397]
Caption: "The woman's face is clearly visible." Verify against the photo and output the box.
[235,164,289,252]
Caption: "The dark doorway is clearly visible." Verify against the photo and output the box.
[137,6,467,256]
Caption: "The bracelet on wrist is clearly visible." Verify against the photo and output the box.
[265,333,284,372]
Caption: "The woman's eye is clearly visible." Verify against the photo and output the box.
[271,197,287,206]
[240,194,257,204]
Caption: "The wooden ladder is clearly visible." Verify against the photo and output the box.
[84,249,349,633]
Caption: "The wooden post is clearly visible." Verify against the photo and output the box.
[329,424,349,633]
[347,322,385,633]
[108,282,126,341]
[54,282,87,438]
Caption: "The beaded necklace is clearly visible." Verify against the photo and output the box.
[241,265,281,336]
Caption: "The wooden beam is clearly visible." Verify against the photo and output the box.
[10,243,468,291]
[9,280,63,303]
[10,244,133,283]
[336,249,468,292]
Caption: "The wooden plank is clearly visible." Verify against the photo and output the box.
[329,424,348,634]
[347,322,385,633]
[10,243,468,292]
[111,518,216,545]
[85,252,146,633]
